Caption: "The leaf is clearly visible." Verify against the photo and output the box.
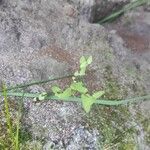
[81,94,94,113]
[38,92,47,100]
[72,76,76,81]
[74,71,79,77]
[71,82,88,94]
[93,91,105,99]
[80,61,87,69]
[74,56,92,77]
[80,56,86,64]
[51,86,62,94]
[79,67,86,76]
[87,56,92,65]
[80,56,87,72]
[56,88,72,99]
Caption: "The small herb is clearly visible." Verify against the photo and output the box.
[70,82,88,94]
[51,56,105,113]
[81,91,105,113]
[52,86,72,100]
[38,92,47,100]
[1,55,149,114]
[74,56,92,76]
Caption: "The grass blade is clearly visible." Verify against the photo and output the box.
[2,84,15,149]
[15,93,24,150]
[98,0,148,24]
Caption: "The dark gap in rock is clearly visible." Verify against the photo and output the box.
[0,0,3,5]
[89,1,129,23]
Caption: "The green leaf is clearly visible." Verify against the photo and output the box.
[81,94,95,113]
[38,92,47,100]
[74,56,92,77]
[56,88,72,99]
[93,91,105,99]
[87,56,92,65]
[79,67,86,76]
[74,71,79,77]
[80,61,87,69]
[51,86,62,94]
[80,56,86,64]
[71,82,88,94]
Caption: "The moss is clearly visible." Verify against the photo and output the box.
[136,112,150,146]
[20,140,43,150]
[126,66,137,77]
[19,127,33,145]
[125,64,146,96]
[85,104,137,149]
[103,65,127,99]
[84,65,139,149]
[104,50,115,61]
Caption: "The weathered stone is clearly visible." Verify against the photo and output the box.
[91,0,130,23]
[0,0,149,149]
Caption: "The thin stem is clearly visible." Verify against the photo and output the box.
[15,93,24,150]
[0,74,73,92]
[1,92,150,106]
[98,0,148,24]
[2,84,15,149]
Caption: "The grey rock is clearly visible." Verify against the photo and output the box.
[91,0,130,23]
[0,0,149,149]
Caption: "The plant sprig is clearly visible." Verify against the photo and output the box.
[0,56,150,113]
[51,56,105,113]
[74,56,92,76]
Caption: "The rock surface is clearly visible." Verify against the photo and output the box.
[0,0,150,149]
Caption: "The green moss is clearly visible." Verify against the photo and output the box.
[126,66,137,77]
[105,50,115,61]
[85,104,137,149]
[19,127,33,145]
[125,64,146,96]
[20,140,43,150]
[136,112,150,146]
[103,65,127,99]
[84,65,138,149]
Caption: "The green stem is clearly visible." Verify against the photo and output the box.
[1,92,150,106]
[0,74,73,92]
[2,85,15,148]
[98,0,148,24]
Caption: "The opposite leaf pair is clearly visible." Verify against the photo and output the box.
[52,82,87,99]
[74,56,92,76]
[52,81,104,113]
[45,56,104,113]
[81,91,105,113]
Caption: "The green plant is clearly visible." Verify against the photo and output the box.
[0,84,21,150]
[98,0,148,24]
[0,56,150,114]
[51,56,105,113]
[74,56,92,76]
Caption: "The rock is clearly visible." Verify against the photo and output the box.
[0,0,150,149]
[67,0,130,22]
[91,0,130,23]
[42,126,98,150]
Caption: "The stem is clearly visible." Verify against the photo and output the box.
[1,92,150,106]
[2,85,15,148]
[98,0,148,24]
[0,74,73,92]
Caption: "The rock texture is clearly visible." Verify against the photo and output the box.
[91,0,130,23]
[0,0,149,149]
